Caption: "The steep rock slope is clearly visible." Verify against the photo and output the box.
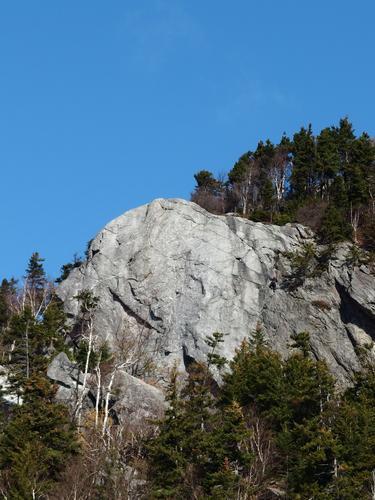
[57,199,375,385]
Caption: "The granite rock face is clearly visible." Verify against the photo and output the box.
[57,198,375,385]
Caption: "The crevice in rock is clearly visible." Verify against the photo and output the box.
[182,346,196,372]
[86,390,97,408]
[51,379,72,390]
[150,309,162,322]
[189,274,205,295]
[128,281,143,305]
[108,287,161,333]
[335,280,375,340]
[330,349,353,375]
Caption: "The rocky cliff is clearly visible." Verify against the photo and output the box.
[57,198,375,386]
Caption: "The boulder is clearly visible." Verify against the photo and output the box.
[47,352,165,424]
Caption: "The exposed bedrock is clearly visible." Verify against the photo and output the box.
[57,198,375,385]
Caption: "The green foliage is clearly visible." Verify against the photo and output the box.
[0,278,17,331]
[194,170,217,190]
[0,255,80,498]
[149,328,360,498]
[0,375,78,498]
[283,242,317,290]
[289,331,311,358]
[345,245,370,268]
[249,208,271,223]
[148,336,251,498]
[316,126,340,195]
[25,252,46,290]
[290,124,317,197]
[319,205,352,244]
[222,328,286,423]
[147,366,187,498]
[75,340,111,371]
[75,289,100,314]
[228,152,254,185]
[191,117,375,251]
[272,211,293,225]
[55,254,83,283]
[205,332,227,370]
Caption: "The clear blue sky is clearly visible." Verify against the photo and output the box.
[1,1,374,279]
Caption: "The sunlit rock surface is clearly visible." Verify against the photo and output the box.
[57,198,375,385]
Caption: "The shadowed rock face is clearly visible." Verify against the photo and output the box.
[57,198,375,386]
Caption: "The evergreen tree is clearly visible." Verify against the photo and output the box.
[148,334,251,498]
[336,117,356,171]
[24,252,49,318]
[222,328,286,424]
[319,205,351,244]
[277,333,335,496]
[0,278,17,332]
[147,366,187,498]
[194,170,217,190]
[25,252,46,291]
[0,257,78,497]
[55,254,83,284]
[331,362,375,497]
[290,124,317,198]
[0,374,78,498]
[316,126,340,198]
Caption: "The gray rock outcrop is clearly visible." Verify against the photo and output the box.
[57,198,375,386]
[48,352,165,425]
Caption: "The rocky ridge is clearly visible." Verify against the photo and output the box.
[56,198,375,387]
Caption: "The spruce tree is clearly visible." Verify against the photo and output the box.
[0,278,17,332]
[331,362,375,497]
[222,328,286,425]
[147,366,187,498]
[290,124,317,198]
[25,252,46,291]
[316,126,340,198]
[0,373,78,498]
[336,117,355,171]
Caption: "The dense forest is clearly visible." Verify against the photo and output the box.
[2,257,375,498]
[191,118,375,249]
[1,118,375,498]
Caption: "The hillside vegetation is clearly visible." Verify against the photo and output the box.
[192,118,375,249]
[2,259,375,498]
[2,118,375,498]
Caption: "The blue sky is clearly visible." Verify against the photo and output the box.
[1,1,374,279]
